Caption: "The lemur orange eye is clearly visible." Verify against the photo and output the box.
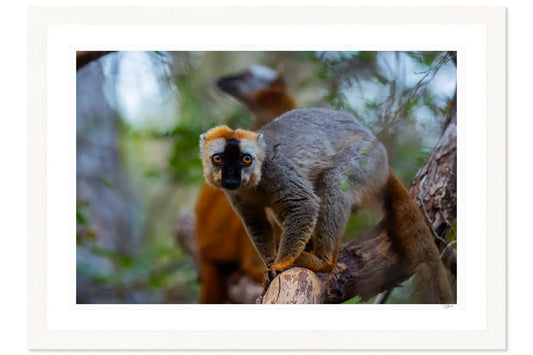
[242,154,252,165]
[212,154,223,164]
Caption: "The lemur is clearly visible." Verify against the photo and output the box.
[195,65,298,304]
[200,108,454,304]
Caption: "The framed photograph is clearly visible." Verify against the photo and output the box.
[28,5,506,350]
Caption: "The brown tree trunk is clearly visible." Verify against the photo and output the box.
[409,94,457,275]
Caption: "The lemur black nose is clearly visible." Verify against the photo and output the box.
[216,76,239,94]
[222,179,241,190]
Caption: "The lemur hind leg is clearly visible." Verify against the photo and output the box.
[293,139,388,274]
[292,167,352,273]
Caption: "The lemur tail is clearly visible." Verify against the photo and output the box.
[383,169,454,303]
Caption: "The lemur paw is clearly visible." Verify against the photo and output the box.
[266,265,294,282]
[261,271,271,296]
[261,265,295,296]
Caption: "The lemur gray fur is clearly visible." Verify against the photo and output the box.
[200,108,454,303]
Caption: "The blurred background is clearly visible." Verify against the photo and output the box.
[76,51,456,304]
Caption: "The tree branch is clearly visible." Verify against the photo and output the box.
[76,51,113,70]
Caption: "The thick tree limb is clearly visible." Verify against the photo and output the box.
[260,225,409,304]
[262,267,322,304]
[410,94,457,274]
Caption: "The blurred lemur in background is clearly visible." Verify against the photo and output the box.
[195,65,298,303]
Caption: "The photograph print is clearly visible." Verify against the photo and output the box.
[76,51,457,305]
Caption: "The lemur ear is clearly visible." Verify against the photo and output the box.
[257,133,267,152]
[199,133,207,156]
[270,74,286,87]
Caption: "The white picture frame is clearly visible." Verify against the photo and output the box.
[28,6,506,350]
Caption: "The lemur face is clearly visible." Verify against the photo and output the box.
[200,126,265,190]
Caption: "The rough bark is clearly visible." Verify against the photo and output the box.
[410,94,457,274]
[259,225,409,304]
[262,267,322,304]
